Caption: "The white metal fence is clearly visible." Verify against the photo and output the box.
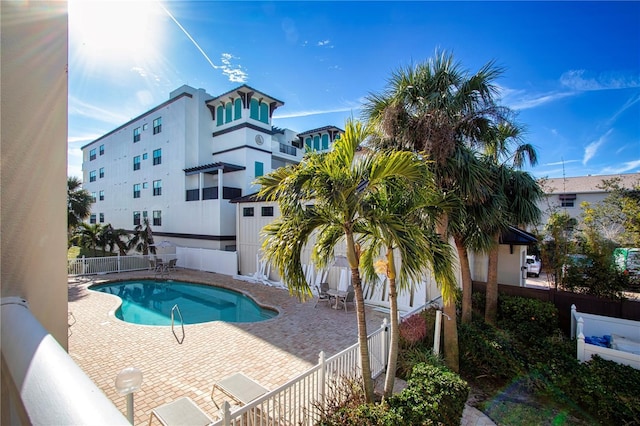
[67,254,154,276]
[211,319,390,426]
[67,248,237,277]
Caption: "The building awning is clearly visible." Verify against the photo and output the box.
[183,162,245,176]
[500,226,538,245]
[559,193,577,200]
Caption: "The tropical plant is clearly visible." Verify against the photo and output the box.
[359,167,456,398]
[363,50,510,370]
[128,218,156,255]
[101,224,130,255]
[67,176,93,234]
[541,211,578,289]
[74,222,106,257]
[257,119,431,402]
[480,121,541,325]
[580,177,640,247]
[483,166,542,324]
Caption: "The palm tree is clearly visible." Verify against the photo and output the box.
[359,171,457,398]
[67,176,93,234]
[363,50,508,371]
[481,121,540,324]
[257,119,430,402]
[483,165,542,324]
[129,218,156,255]
[74,222,105,257]
[102,224,130,255]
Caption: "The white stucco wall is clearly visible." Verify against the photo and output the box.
[1,1,69,347]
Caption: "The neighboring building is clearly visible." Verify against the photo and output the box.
[537,173,640,226]
[82,84,342,250]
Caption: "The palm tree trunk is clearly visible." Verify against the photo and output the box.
[352,268,374,402]
[485,232,500,325]
[437,215,459,372]
[455,236,473,324]
[346,232,374,403]
[443,299,459,372]
[383,250,398,398]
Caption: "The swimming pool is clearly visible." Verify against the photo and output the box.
[90,280,277,326]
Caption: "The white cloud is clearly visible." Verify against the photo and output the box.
[69,96,131,124]
[506,91,574,111]
[599,159,640,175]
[583,129,613,165]
[274,105,360,119]
[560,70,640,91]
[545,159,580,167]
[317,40,330,46]
[220,53,248,83]
[607,93,640,126]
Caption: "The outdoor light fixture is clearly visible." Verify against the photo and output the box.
[115,367,143,424]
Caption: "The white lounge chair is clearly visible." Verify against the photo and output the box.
[149,397,212,426]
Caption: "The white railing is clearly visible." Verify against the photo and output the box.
[571,304,640,369]
[68,254,153,276]
[0,297,129,425]
[210,319,390,426]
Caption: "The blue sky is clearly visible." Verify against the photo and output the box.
[68,1,640,180]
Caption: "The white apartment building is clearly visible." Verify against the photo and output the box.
[82,84,342,250]
[537,173,640,226]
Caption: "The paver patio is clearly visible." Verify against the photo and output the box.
[68,269,388,425]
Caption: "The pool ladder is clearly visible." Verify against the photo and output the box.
[171,304,185,344]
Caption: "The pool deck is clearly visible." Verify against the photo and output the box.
[68,269,390,425]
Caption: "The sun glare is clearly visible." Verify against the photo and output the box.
[69,0,165,73]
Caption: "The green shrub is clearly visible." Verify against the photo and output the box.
[319,402,402,426]
[558,356,640,425]
[396,345,444,380]
[314,376,402,426]
[390,362,469,426]
[497,295,558,343]
[458,320,524,383]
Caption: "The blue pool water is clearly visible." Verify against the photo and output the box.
[91,280,277,326]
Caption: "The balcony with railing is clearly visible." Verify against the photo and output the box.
[185,186,242,201]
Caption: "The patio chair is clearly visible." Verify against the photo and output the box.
[149,397,212,426]
[314,282,332,308]
[155,259,169,277]
[334,285,355,312]
[167,258,177,272]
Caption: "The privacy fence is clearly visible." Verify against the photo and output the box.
[472,281,640,334]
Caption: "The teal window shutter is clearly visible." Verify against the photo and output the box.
[250,99,259,120]
[255,161,264,177]
[260,102,269,124]
[234,98,242,120]
[216,106,224,126]
[321,134,329,150]
[225,103,232,123]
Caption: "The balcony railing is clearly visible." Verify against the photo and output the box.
[0,298,129,425]
[279,143,297,156]
[186,186,242,201]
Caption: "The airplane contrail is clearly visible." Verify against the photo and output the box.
[158,2,220,71]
